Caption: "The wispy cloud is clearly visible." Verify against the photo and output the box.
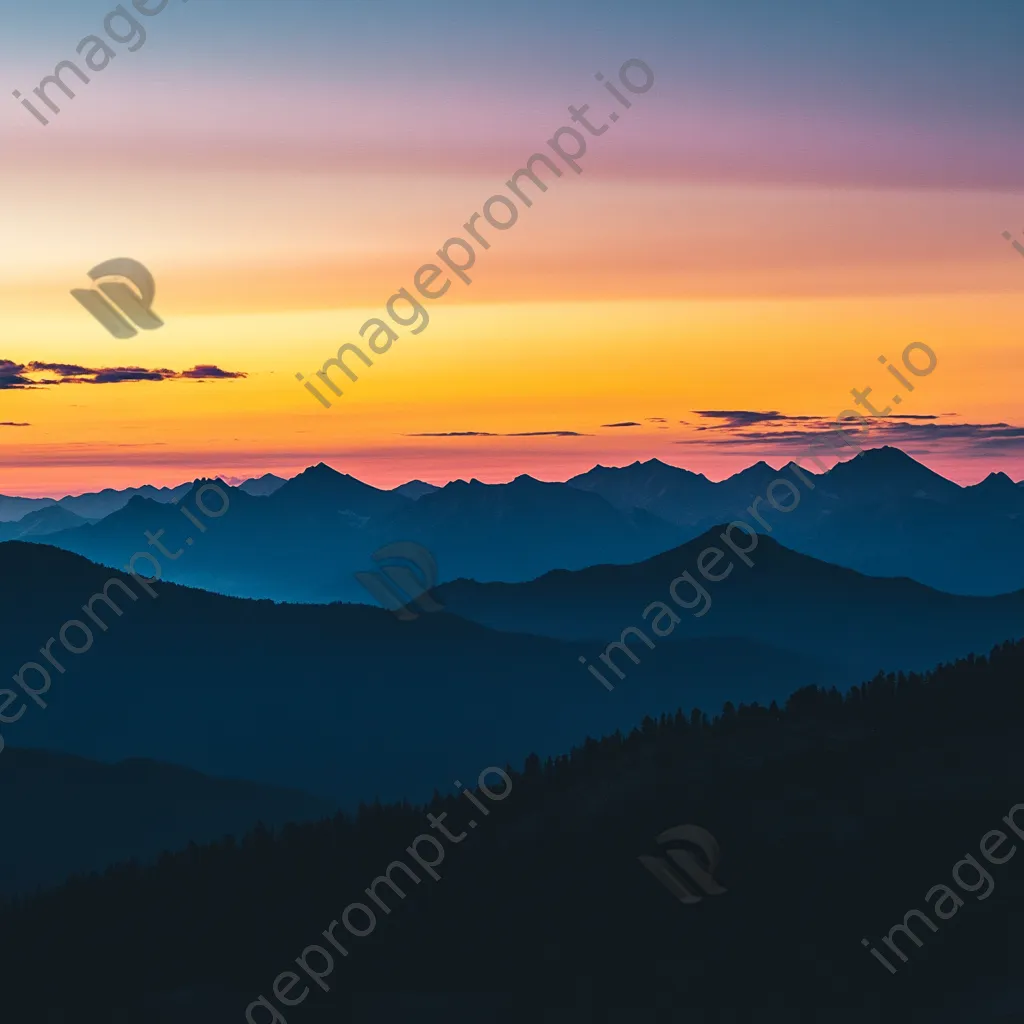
[600,421,642,428]
[405,429,588,438]
[0,422,29,427]
[693,409,942,431]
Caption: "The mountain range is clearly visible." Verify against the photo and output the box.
[0,503,95,541]
[3,542,823,807]
[568,447,1024,594]
[434,525,1024,684]
[0,472,288,523]
[4,445,1024,1010]
[4,448,1023,602]
[18,465,688,603]
[3,529,1022,810]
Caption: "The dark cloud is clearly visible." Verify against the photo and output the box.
[1,359,247,387]
[0,360,36,389]
[0,422,29,427]
[87,368,168,385]
[645,417,668,423]
[601,421,642,428]
[862,421,1024,444]
[694,410,823,430]
[179,365,248,379]
[681,418,1024,455]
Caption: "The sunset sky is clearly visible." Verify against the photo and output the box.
[3,0,1024,496]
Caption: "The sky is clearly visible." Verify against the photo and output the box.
[2,0,1024,496]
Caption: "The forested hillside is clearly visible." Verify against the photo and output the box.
[5,640,1024,1021]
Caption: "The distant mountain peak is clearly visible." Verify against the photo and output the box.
[639,457,709,480]
[834,445,935,477]
[303,462,341,477]
[392,479,440,501]
[781,459,818,478]
[823,446,960,501]
[726,460,777,484]
[966,470,1019,497]
[979,470,1015,487]
[282,463,401,501]
[236,473,287,498]
[285,463,363,490]
[857,445,920,465]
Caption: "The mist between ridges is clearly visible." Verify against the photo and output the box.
[0,482,230,753]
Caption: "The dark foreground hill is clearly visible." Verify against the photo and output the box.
[0,748,334,897]
[435,527,1024,685]
[5,641,1024,1022]
[0,542,826,806]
